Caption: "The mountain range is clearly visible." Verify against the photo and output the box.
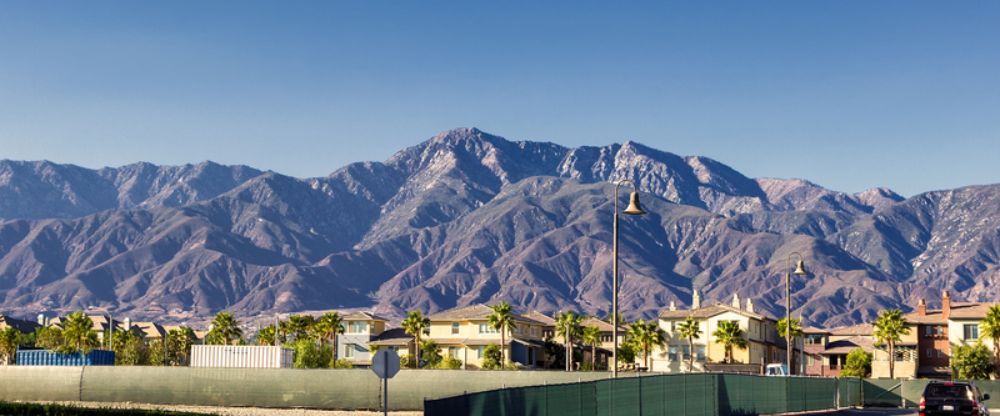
[1,127,998,327]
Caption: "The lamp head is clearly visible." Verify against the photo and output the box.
[623,191,646,216]
[793,260,807,276]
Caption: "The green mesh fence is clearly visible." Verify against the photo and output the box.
[837,378,863,408]
[425,374,849,416]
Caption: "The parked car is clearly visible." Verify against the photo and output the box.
[764,363,788,376]
[919,380,990,416]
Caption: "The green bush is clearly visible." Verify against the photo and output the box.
[952,343,993,380]
[840,348,872,377]
[481,344,502,370]
[399,355,412,368]
[439,356,462,369]
[333,358,354,369]
[293,339,333,369]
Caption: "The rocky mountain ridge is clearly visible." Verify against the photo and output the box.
[1,128,997,327]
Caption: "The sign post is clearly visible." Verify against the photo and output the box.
[371,349,400,416]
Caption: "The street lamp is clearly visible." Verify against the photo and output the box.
[785,253,806,376]
[612,179,645,378]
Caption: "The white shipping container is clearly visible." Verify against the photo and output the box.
[190,345,295,368]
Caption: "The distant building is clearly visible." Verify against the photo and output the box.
[368,327,415,359]
[337,312,389,366]
[873,291,994,379]
[654,292,792,373]
[0,314,40,334]
[803,324,874,377]
[523,311,618,369]
[426,304,546,369]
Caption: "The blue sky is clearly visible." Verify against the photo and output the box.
[1,2,997,196]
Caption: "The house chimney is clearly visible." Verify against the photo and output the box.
[746,299,755,313]
[942,291,951,319]
[692,290,701,309]
[124,317,132,331]
[917,298,927,316]
[669,301,677,311]
[731,293,741,309]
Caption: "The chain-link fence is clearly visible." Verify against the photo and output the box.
[425,374,863,416]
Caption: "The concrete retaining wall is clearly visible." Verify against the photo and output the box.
[0,367,610,410]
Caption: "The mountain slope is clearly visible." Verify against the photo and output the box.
[0,128,995,327]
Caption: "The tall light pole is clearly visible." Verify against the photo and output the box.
[612,179,646,378]
[785,252,806,376]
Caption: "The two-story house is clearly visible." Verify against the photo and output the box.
[653,292,791,373]
[803,323,874,377]
[427,304,546,369]
[337,312,389,366]
[871,292,992,379]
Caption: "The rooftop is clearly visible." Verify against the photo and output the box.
[428,304,542,325]
[659,303,774,322]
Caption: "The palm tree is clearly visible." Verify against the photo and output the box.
[0,327,19,365]
[676,316,702,372]
[628,319,666,369]
[981,304,1000,376]
[207,312,243,345]
[62,311,99,354]
[401,311,430,368]
[285,315,316,342]
[488,302,517,367]
[256,325,277,346]
[873,308,910,379]
[713,320,748,363]
[315,312,345,360]
[555,311,583,371]
[580,325,601,371]
[777,317,803,374]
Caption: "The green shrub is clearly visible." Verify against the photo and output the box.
[481,344,502,370]
[439,356,462,369]
[840,348,872,377]
[293,339,332,369]
[952,343,993,380]
[333,358,354,369]
[399,355,412,368]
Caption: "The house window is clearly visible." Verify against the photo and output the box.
[964,324,979,340]
[668,346,679,361]
[477,346,484,358]
[670,321,678,332]
[805,335,824,345]
[937,350,945,358]
[448,347,460,358]
[478,323,498,334]
[926,349,933,358]
[696,346,706,361]
[345,344,356,358]
[349,322,368,333]
[925,326,933,337]
[936,326,945,336]
[681,345,691,360]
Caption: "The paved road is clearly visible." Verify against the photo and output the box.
[810,408,1000,415]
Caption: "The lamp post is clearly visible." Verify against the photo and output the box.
[785,252,806,376]
[612,179,646,378]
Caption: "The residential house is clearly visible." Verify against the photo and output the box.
[871,292,992,379]
[654,292,791,373]
[0,314,40,334]
[524,311,616,369]
[427,304,546,369]
[337,312,389,366]
[803,324,874,377]
[368,328,415,359]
